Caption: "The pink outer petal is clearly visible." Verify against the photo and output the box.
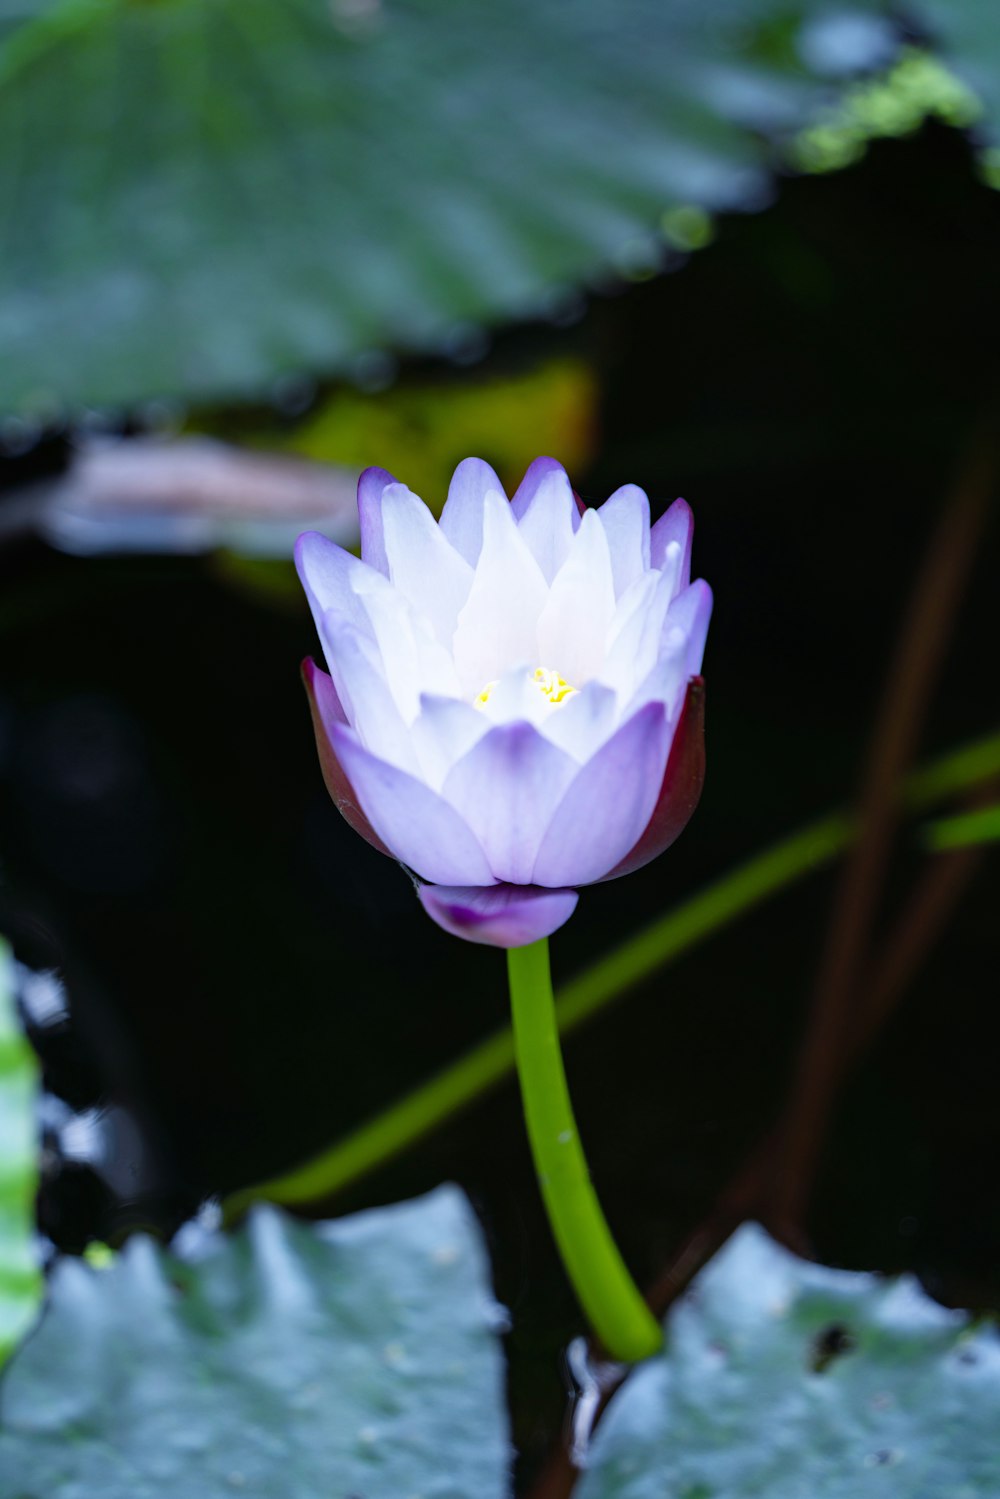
[650,497,693,591]
[301,658,392,858]
[601,676,706,880]
[532,701,672,887]
[328,721,495,887]
[418,882,579,948]
[357,466,396,575]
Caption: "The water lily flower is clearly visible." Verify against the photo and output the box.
[295,457,710,948]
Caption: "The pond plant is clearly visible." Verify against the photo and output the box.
[4,445,999,1496]
[2,2,1000,1495]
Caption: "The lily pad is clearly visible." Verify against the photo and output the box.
[910,1,1000,136]
[578,1222,1000,1499]
[0,0,895,416]
[0,1185,510,1498]
[0,939,42,1368]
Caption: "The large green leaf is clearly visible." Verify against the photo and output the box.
[0,0,896,416]
[0,939,42,1368]
[0,1185,510,1498]
[578,1223,1000,1499]
[910,2,1000,136]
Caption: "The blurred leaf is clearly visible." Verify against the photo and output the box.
[0,939,42,1368]
[0,0,897,416]
[0,1185,510,1497]
[792,47,982,174]
[923,801,1000,849]
[275,356,599,507]
[578,1224,1000,1499]
[909,1,1000,141]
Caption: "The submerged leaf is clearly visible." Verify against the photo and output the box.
[0,1185,510,1498]
[578,1223,1000,1498]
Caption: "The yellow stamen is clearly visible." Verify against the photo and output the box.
[533,667,577,704]
[474,667,578,711]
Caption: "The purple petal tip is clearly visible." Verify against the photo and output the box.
[418,882,579,948]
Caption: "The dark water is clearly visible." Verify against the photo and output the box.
[2,123,999,1486]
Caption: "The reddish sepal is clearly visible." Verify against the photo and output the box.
[301,657,392,858]
[600,675,706,881]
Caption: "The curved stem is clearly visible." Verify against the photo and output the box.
[507,938,662,1363]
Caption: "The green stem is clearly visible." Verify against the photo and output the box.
[507,938,662,1363]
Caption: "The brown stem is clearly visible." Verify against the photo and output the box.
[643,785,996,1327]
[770,416,997,1234]
[848,792,996,1060]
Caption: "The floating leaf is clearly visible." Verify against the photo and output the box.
[0,0,896,416]
[0,1185,510,1498]
[0,939,42,1368]
[578,1223,1000,1499]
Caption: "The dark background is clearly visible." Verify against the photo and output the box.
[2,121,999,1484]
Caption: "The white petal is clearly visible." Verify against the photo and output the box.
[597,484,650,598]
[615,581,712,723]
[357,466,395,575]
[294,530,374,638]
[351,568,460,720]
[537,679,619,763]
[442,723,578,884]
[318,619,419,774]
[654,539,683,604]
[536,507,616,685]
[381,483,474,648]
[452,487,549,695]
[622,646,688,724]
[330,724,495,885]
[665,579,713,677]
[511,456,576,522]
[601,568,674,700]
[650,498,693,595]
[411,614,463,699]
[532,704,671,886]
[439,457,506,566]
[411,694,490,791]
[475,667,548,728]
[604,570,658,653]
[515,466,578,581]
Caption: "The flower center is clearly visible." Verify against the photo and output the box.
[474,667,578,710]
[532,666,577,704]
